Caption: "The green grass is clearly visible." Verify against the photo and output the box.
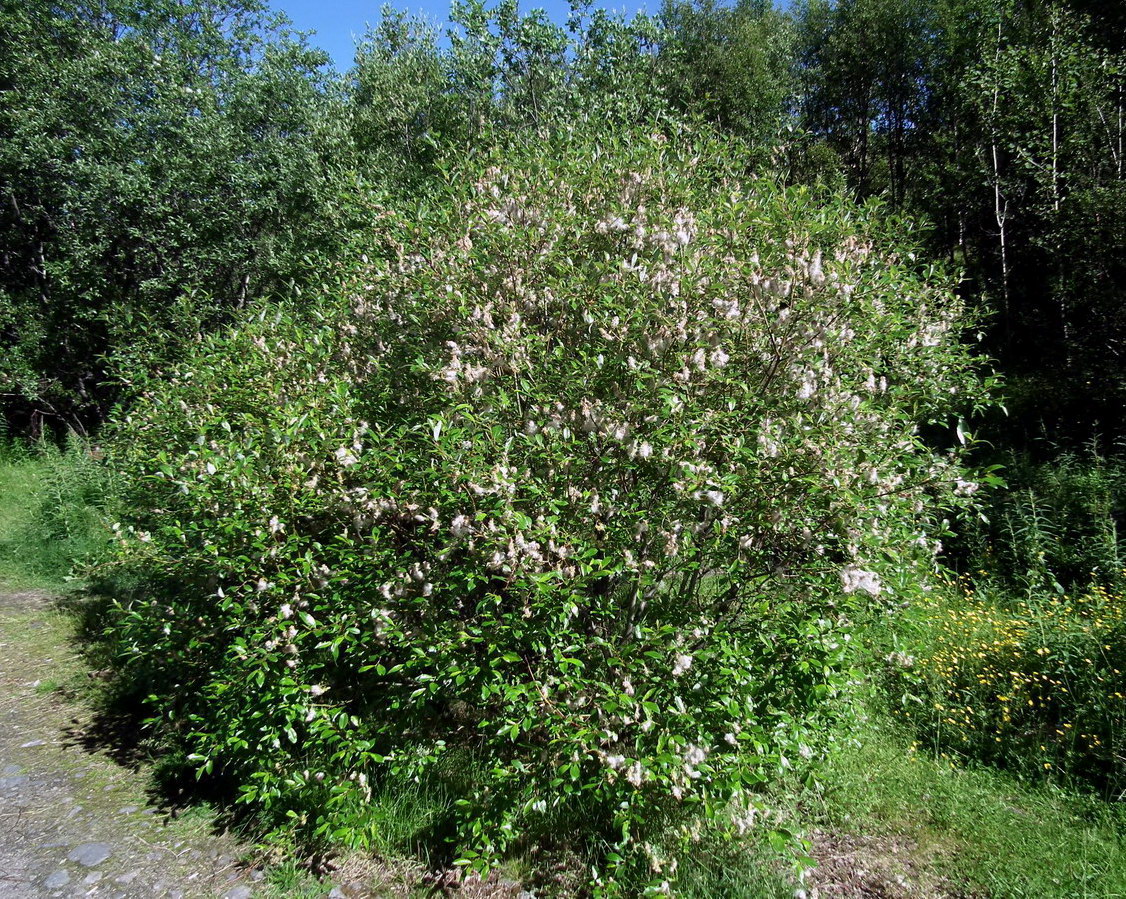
[258,860,332,898]
[801,724,1126,899]
[0,439,113,591]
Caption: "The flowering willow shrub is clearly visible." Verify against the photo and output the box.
[105,127,989,892]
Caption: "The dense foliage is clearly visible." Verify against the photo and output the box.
[4,0,1126,892]
[795,0,1126,440]
[0,0,345,432]
[6,0,1122,443]
[104,128,985,890]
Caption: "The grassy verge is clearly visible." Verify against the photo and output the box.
[794,722,1126,899]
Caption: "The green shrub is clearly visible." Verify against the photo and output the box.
[103,125,988,893]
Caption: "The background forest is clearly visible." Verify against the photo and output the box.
[2,0,1126,895]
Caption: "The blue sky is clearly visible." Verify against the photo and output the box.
[270,0,653,70]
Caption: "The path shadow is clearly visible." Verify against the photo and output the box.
[50,590,249,832]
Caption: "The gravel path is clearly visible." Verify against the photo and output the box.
[0,590,260,899]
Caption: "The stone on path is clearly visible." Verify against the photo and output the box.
[68,841,112,867]
[223,885,253,899]
[1,764,29,792]
[43,869,70,889]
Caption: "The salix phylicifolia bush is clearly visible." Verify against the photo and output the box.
[106,127,990,892]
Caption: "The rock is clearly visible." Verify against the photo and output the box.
[328,889,346,898]
[20,739,46,747]
[117,805,139,815]
[0,774,29,790]
[68,842,112,867]
[3,764,23,775]
[43,869,70,889]
[115,871,139,885]
[84,872,104,884]
[223,886,253,899]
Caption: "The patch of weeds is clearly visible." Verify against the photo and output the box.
[170,802,221,826]
[358,775,455,860]
[674,838,796,899]
[260,862,330,897]
[882,575,1126,797]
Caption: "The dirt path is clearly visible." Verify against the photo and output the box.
[0,589,263,899]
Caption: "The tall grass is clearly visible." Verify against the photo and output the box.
[881,576,1126,800]
[820,440,1126,896]
[0,437,115,591]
